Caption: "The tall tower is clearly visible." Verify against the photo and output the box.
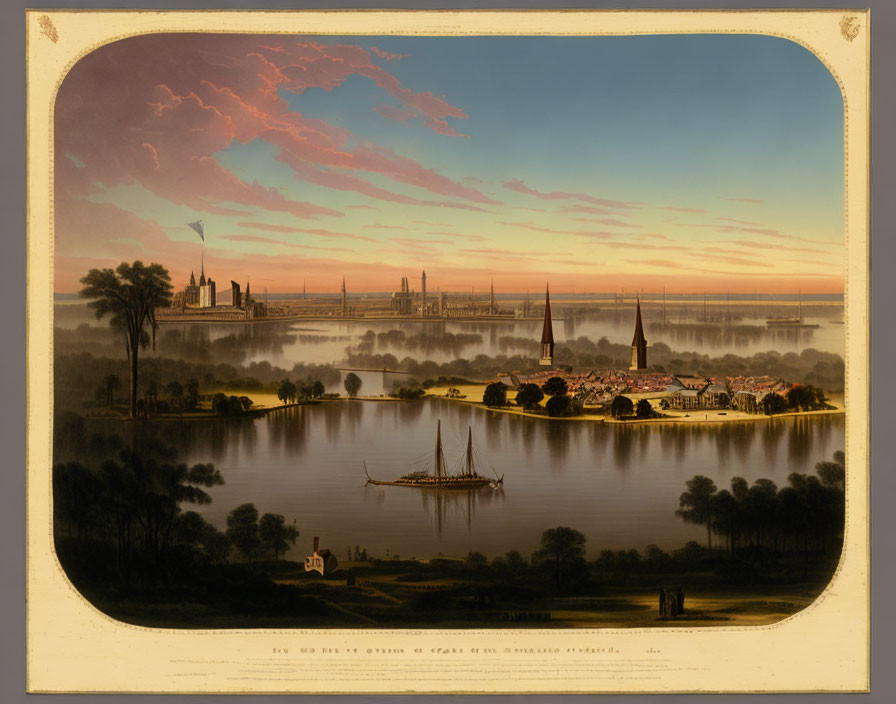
[630,295,648,370]
[341,276,347,316]
[490,279,495,315]
[245,280,251,306]
[421,270,427,317]
[539,284,554,366]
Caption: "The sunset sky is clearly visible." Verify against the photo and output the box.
[53,33,844,294]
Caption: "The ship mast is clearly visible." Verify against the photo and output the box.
[465,427,475,477]
[434,420,446,481]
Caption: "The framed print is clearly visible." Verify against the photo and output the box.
[26,8,870,694]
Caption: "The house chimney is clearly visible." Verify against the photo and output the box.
[313,536,319,554]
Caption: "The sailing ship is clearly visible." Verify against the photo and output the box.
[364,420,503,489]
[765,291,820,328]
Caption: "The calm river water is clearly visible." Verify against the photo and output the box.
[170,400,844,561]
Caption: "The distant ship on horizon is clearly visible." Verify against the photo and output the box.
[766,292,820,329]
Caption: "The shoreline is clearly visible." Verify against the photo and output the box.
[82,387,844,426]
[425,385,845,425]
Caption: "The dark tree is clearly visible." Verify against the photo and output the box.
[226,503,262,561]
[278,378,297,405]
[165,380,184,416]
[344,372,362,398]
[541,376,568,398]
[465,551,488,569]
[532,526,587,590]
[636,398,654,418]
[79,261,173,418]
[104,374,121,407]
[53,461,104,539]
[97,448,223,572]
[710,489,737,552]
[610,395,634,418]
[173,511,231,564]
[515,383,544,410]
[259,513,299,560]
[676,475,718,549]
[762,392,788,415]
[545,395,572,417]
[185,378,200,410]
[311,380,326,398]
[816,450,845,490]
[482,382,507,407]
[787,384,827,411]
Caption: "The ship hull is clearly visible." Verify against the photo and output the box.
[366,476,501,489]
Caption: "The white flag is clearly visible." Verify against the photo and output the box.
[187,220,204,241]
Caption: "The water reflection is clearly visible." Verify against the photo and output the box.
[787,415,815,467]
[418,486,505,537]
[69,401,845,559]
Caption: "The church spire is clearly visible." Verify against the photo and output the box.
[630,294,647,370]
[539,283,554,366]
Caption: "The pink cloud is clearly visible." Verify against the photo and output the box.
[237,221,305,233]
[716,216,764,226]
[575,232,615,240]
[392,236,453,245]
[374,104,419,125]
[503,178,634,209]
[728,239,825,255]
[364,223,407,231]
[369,46,410,61]
[573,217,636,228]
[500,221,616,239]
[235,220,375,242]
[659,206,706,214]
[272,149,495,211]
[426,231,487,242]
[220,234,350,253]
[302,228,377,243]
[560,205,617,216]
[625,259,685,269]
[55,34,490,235]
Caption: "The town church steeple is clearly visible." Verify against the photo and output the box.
[630,295,648,370]
[539,283,554,366]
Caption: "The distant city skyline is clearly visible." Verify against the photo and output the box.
[54,33,844,294]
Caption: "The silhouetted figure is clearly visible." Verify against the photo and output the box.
[659,589,666,616]
[676,587,685,614]
[668,590,679,617]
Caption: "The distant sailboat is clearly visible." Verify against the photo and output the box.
[766,291,820,328]
[364,421,503,489]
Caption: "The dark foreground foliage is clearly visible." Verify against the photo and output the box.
[52,423,844,629]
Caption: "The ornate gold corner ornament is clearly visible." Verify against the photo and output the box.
[840,15,861,42]
[39,15,58,43]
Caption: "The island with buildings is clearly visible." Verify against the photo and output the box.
[428,286,841,424]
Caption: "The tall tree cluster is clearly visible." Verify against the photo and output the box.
[53,445,224,578]
[676,451,845,555]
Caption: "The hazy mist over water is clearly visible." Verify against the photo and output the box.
[55,301,845,370]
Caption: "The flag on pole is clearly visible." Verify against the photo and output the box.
[187,220,205,241]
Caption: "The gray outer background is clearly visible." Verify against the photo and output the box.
[4,0,891,701]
